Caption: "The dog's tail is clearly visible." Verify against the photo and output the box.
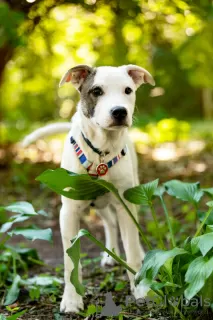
[22,122,71,147]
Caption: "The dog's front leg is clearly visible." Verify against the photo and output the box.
[60,197,89,313]
[96,205,120,267]
[116,200,147,298]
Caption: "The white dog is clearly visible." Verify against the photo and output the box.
[23,64,155,313]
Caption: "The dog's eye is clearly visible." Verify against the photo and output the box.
[91,87,103,97]
[125,87,132,95]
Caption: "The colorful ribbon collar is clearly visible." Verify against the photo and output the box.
[70,136,127,177]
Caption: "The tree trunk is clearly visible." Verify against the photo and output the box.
[202,88,213,120]
[0,45,14,84]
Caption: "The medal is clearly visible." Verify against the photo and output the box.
[96,154,108,176]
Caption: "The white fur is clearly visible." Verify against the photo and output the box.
[23,65,154,313]
[90,66,136,129]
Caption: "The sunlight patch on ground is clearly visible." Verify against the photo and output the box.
[8,129,207,165]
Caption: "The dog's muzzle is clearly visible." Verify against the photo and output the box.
[110,106,127,124]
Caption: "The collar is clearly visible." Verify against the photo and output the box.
[81,131,110,156]
[70,136,127,177]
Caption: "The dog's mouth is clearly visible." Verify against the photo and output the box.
[96,122,129,130]
[109,122,129,128]
[95,118,130,130]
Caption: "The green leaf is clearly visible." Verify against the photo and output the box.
[2,202,37,215]
[207,201,213,207]
[66,229,133,296]
[22,275,63,286]
[4,275,21,306]
[164,180,203,204]
[115,281,126,291]
[66,229,88,296]
[29,287,40,300]
[36,169,149,248]
[154,186,165,197]
[37,209,48,216]
[0,215,29,233]
[36,168,114,200]
[202,188,213,198]
[201,273,213,302]
[7,310,27,320]
[137,278,180,293]
[197,209,213,225]
[206,225,213,233]
[135,247,188,284]
[185,256,213,300]
[86,304,97,316]
[124,179,159,205]
[8,228,52,242]
[191,232,213,256]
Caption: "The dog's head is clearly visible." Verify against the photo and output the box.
[59,65,155,130]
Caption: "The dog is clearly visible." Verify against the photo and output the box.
[22,64,155,313]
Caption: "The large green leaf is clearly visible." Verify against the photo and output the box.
[135,247,188,284]
[4,275,21,306]
[185,256,213,300]
[66,229,87,296]
[36,168,117,200]
[191,232,213,256]
[164,180,203,204]
[123,179,159,205]
[37,168,149,249]
[8,228,52,242]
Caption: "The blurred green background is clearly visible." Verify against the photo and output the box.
[1,0,213,145]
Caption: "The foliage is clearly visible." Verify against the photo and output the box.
[144,118,191,145]
[38,168,213,318]
[0,202,53,306]
[1,0,213,144]
[0,2,25,48]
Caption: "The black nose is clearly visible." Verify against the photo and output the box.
[111,107,127,120]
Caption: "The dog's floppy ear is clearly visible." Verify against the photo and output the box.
[124,64,155,88]
[59,65,93,89]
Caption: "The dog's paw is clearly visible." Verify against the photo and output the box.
[101,252,117,267]
[131,283,150,300]
[60,292,83,313]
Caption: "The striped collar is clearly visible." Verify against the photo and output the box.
[81,132,110,156]
[70,136,127,177]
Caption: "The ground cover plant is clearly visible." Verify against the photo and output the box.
[37,168,213,319]
[0,202,59,319]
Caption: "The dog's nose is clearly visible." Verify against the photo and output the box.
[111,107,127,120]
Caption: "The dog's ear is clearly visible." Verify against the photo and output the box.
[124,64,155,88]
[59,65,93,89]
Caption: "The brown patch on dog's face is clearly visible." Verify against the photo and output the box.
[79,69,99,118]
